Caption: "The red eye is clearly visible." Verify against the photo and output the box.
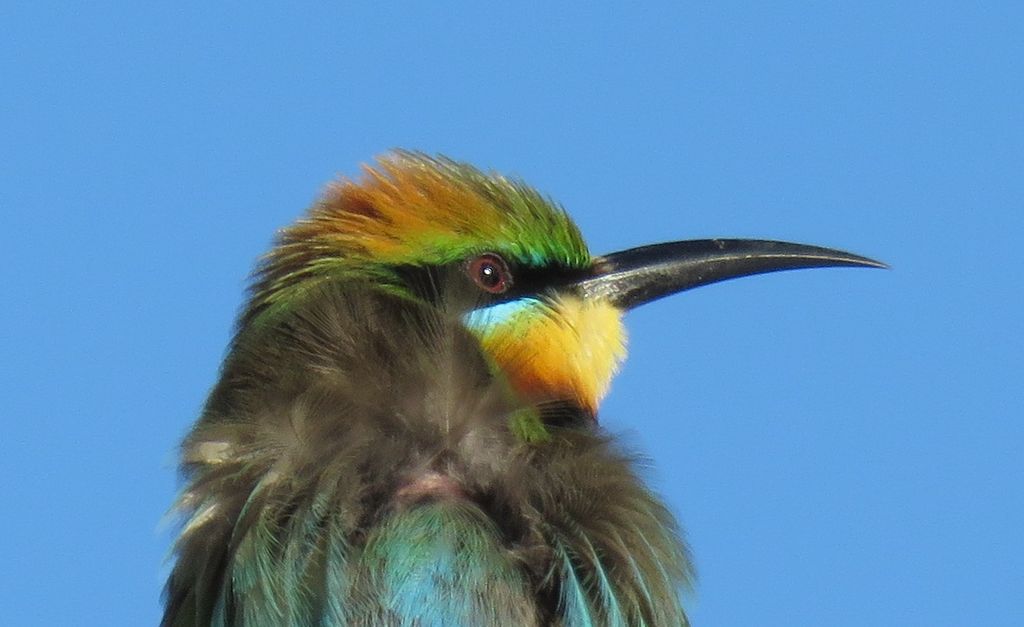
[467,253,512,294]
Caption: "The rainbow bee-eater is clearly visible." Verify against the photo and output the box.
[163,152,882,626]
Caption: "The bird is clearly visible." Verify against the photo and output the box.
[163,151,883,626]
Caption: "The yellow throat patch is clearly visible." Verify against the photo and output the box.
[470,295,627,416]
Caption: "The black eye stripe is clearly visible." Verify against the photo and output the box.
[390,259,592,307]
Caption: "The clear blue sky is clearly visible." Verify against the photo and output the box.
[2,3,1020,625]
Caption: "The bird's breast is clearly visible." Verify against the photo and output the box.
[351,501,540,625]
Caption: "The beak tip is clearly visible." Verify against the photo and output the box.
[836,254,889,271]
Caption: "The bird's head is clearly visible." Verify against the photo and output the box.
[244,151,882,426]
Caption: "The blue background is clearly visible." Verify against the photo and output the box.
[3,3,1020,625]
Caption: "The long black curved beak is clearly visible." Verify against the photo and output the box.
[576,239,886,310]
